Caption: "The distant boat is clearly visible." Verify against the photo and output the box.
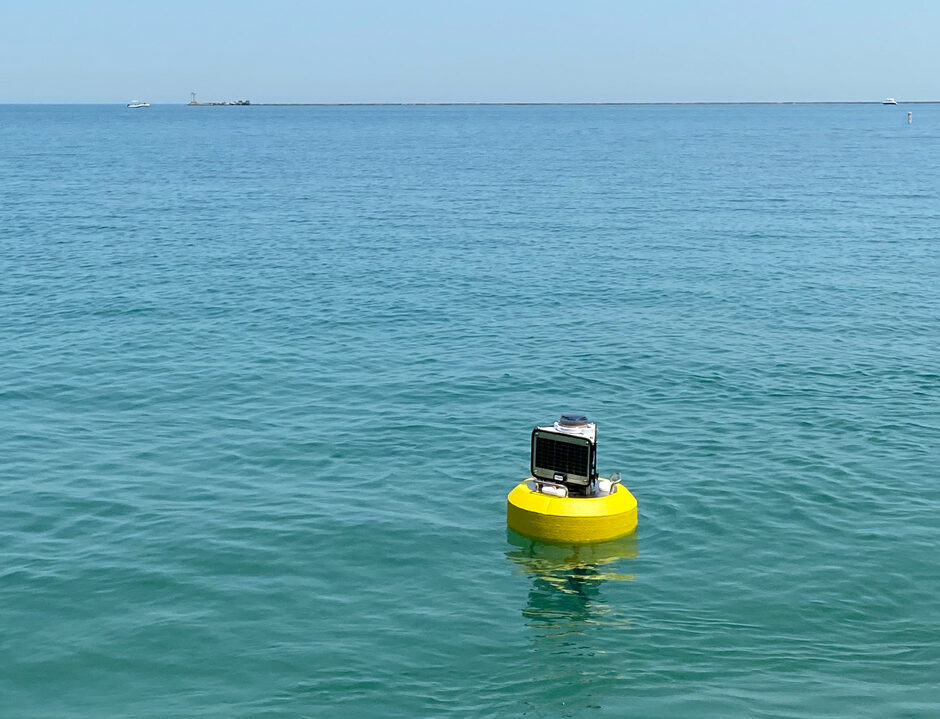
[882,97,898,105]
[127,101,150,108]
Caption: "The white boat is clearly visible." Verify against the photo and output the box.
[882,97,898,105]
[127,101,150,108]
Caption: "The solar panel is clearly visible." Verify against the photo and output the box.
[535,436,589,475]
[531,429,594,486]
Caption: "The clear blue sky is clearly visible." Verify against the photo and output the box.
[1,0,935,103]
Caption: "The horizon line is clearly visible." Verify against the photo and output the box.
[3,100,938,107]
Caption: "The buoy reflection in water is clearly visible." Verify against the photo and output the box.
[506,530,638,634]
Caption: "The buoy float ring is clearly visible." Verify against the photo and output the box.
[507,478,637,544]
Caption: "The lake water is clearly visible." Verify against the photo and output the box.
[1,103,938,717]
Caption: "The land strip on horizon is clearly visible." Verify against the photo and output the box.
[185,100,939,106]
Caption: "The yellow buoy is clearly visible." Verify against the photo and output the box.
[506,413,638,543]
[507,478,637,543]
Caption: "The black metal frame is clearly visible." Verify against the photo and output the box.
[530,428,597,488]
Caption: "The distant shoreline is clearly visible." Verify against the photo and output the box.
[185,101,940,107]
[2,100,935,106]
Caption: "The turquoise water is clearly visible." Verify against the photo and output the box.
[2,104,939,717]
